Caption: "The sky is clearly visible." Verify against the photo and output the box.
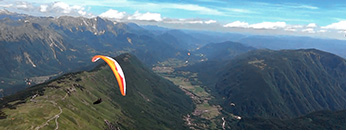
[0,0,347,40]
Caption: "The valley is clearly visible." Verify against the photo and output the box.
[158,71,221,129]
[153,60,242,130]
[0,10,346,130]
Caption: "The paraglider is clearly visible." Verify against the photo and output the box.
[92,55,126,96]
[185,52,191,64]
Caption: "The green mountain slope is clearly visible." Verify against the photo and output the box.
[0,53,194,129]
[227,110,345,130]
[215,49,345,119]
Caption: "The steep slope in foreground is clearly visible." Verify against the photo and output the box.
[0,54,194,129]
[215,49,345,119]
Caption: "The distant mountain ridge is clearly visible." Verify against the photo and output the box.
[237,35,346,58]
[195,41,256,61]
[214,49,345,119]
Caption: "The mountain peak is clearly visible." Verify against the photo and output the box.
[0,9,12,15]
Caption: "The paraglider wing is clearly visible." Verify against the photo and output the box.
[92,55,126,96]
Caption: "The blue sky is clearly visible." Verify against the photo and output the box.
[0,0,346,39]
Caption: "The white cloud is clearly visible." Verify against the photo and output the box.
[14,1,34,11]
[187,20,204,24]
[16,2,28,9]
[0,4,12,8]
[78,10,86,16]
[223,21,249,28]
[128,11,162,21]
[0,1,89,17]
[220,7,255,14]
[306,23,317,28]
[224,21,286,29]
[164,18,217,24]
[52,2,70,13]
[71,1,224,16]
[98,9,216,24]
[204,20,217,24]
[35,1,92,17]
[40,5,48,12]
[99,9,126,19]
[249,22,286,29]
[338,30,346,34]
[321,21,346,30]
[318,30,327,33]
[51,2,84,14]
[290,25,304,28]
[284,28,297,32]
[295,5,318,10]
[223,21,336,34]
[167,3,223,15]
[302,28,315,33]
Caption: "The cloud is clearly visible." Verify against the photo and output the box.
[284,28,297,32]
[51,2,84,14]
[0,1,91,17]
[98,9,217,25]
[223,21,249,28]
[249,22,286,29]
[99,9,126,19]
[301,28,315,33]
[220,7,255,14]
[128,11,162,21]
[224,21,286,30]
[317,30,327,33]
[204,20,217,24]
[14,1,34,11]
[36,1,91,16]
[223,21,341,35]
[69,0,224,16]
[283,25,305,32]
[52,2,70,13]
[306,23,317,28]
[0,4,12,8]
[167,3,223,15]
[40,5,48,12]
[321,21,346,30]
[293,5,318,10]
[163,18,217,24]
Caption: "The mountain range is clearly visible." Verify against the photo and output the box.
[0,11,346,130]
[0,12,190,95]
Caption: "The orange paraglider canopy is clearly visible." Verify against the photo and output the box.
[92,55,126,96]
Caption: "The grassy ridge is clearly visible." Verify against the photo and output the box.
[0,53,194,129]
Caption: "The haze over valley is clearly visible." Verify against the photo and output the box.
[0,0,346,130]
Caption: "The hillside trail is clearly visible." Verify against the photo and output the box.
[31,94,63,130]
